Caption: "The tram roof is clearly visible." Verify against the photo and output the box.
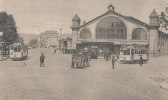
[13,43,22,45]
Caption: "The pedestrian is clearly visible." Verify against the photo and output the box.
[139,55,143,66]
[54,49,56,54]
[106,54,109,61]
[40,53,45,67]
[112,56,115,69]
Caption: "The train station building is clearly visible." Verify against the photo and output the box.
[71,4,168,58]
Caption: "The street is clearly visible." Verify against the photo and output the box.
[0,48,168,100]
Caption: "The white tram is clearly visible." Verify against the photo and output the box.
[9,43,28,60]
[119,45,149,63]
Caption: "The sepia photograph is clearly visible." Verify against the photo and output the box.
[0,0,168,100]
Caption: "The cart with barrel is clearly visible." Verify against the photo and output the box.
[71,50,90,68]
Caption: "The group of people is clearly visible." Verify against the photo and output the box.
[39,50,144,68]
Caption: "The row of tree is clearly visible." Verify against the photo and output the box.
[159,12,168,31]
[0,12,24,45]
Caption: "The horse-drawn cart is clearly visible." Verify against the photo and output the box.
[71,51,90,68]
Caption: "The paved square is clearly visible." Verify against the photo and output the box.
[0,48,168,100]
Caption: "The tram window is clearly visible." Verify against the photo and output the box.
[14,46,17,52]
[142,50,144,54]
[138,50,141,54]
[135,49,137,54]
[124,50,127,55]
[10,46,13,50]
[141,50,144,54]
[131,49,134,55]
[127,49,130,55]
[18,46,21,52]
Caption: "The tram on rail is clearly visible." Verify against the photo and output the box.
[119,45,149,64]
[9,43,28,60]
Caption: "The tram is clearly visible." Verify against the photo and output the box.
[9,43,28,60]
[119,45,149,64]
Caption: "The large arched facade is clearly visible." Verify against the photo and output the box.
[96,16,127,39]
[132,28,147,40]
[79,28,91,39]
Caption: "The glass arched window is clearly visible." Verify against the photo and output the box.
[96,16,127,39]
[132,28,147,40]
[80,28,91,39]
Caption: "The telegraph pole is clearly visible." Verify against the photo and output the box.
[60,28,62,39]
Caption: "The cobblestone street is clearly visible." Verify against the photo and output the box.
[0,48,168,100]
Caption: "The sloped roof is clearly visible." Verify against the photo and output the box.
[149,9,158,18]
[72,14,81,21]
[80,10,149,28]
[61,34,72,39]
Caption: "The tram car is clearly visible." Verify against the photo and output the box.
[71,50,90,68]
[119,45,149,64]
[9,43,28,60]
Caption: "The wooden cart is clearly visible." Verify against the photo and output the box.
[71,51,90,68]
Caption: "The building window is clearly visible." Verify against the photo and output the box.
[96,16,127,39]
[132,28,147,40]
[80,28,91,39]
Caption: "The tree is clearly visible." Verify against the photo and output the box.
[18,37,24,45]
[28,39,38,48]
[159,12,168,31]
[0,12,19,45]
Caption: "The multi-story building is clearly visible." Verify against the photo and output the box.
[40,31,59,48]
[59,34,72,53]
[71,4,168,58]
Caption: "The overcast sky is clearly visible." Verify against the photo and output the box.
[0,0,167,34]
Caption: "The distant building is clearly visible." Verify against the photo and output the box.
[71,4,168,58]
[59,34,72,53]
[40,31,59,48]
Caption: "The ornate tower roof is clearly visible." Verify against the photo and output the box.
[72,14,81,21]
[108,4,115,11]
[149,9,158,18]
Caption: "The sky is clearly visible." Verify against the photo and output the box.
[0,0,167,35]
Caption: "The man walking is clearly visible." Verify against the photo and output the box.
[112,56,115,69]
[54,49,56,54]
[40,53,45,67]
[139,55,143,66]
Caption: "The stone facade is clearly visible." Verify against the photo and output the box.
[71,5,168,58]
[39,31,59,48]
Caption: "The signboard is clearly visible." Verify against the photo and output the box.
[0,32,3,36]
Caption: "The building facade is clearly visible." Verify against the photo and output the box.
[40,31,59,48]
[59,34,72,53]
[71,4,168,58]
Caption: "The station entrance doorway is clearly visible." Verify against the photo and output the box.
[77,42,120,59]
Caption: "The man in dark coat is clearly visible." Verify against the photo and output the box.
[54,49,56,54]
[112,56,115,69]
[40,53,45,67]
[139,55,143,66]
